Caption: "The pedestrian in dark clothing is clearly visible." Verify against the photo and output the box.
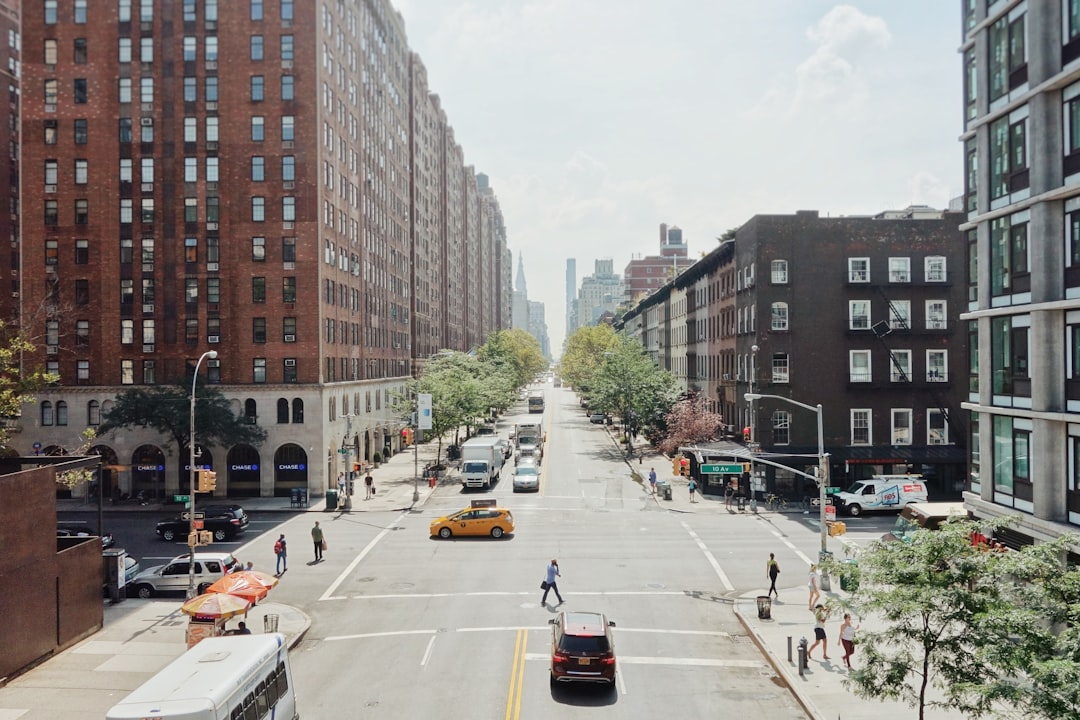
[274,534,287,575]
[648,468,657,494]
[365,473,375,500]
[766,553,780,598]
[541,559,564,605]
[311,521,324,562]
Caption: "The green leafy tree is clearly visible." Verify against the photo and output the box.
[587,334,677,442]
[98,384,267,456]
[0,321,59,446]
[557,325,618,392]
[478,329,546,390]
[393,351,476,462]
[831,518,1080,719]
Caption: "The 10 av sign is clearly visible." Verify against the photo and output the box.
[700,464,745,474]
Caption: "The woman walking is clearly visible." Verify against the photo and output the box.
[808,604,831,660]
[766,553,780,598]
[807,564,821,609]
[839,613,859,669]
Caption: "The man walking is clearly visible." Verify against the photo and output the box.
[311,521,324,562]
[648,467,657,494]
[364,472,374,500]
[541,558,564,606]
[274,534,287,575]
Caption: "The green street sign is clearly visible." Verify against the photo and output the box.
[173,495,190,503]
[825,486,841,495]
[700,463,745,474]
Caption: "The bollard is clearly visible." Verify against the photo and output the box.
[798,636,809,675]
[787,635,792,663]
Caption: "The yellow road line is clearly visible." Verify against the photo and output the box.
[503,628,528,720]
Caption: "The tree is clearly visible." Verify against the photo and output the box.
[0,320,58,446]
[98,384,267,455]
[658,392,725,454]
[587,335,677,442]
[478,329,546,390]
[557,325,618,392]
[830,518,1080,719]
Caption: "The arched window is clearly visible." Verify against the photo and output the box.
[292,398,304,424]
[87,400,100,426]
[56,401,68,426]
[277,398,290,424]
[771,302,789,331]
[244,399,257,424]
[41,401,54,426]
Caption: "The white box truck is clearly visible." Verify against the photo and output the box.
[514,421,543,448]
[460,437,505,490]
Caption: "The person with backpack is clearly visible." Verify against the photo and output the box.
[274,534,287,575]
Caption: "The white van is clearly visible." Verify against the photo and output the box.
[883,501,968,541]
[106,633,298,720]
[833,475,928,517]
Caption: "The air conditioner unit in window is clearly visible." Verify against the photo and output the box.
[207,262,219,271]
[142,344,154,352]
[142,303,154,313]
[140,117,153,126]
[46,345,58,355]
[284,334,296,342]
[44,184,56,193]
[283,181,295,190]
[284,358,296,367]
[208,335,219,343]
[206,222,218,230]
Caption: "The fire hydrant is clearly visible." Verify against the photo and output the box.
[429,474,436,489]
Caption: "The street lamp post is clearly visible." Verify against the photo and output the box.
[188,350,218,600]
[744,393,830,557]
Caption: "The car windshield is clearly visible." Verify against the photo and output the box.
[560,635,610,653]
[516,467,538,476]
[462,462,488,473]
[844,481,867,494]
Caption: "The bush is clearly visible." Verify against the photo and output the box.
[372,452,382,463]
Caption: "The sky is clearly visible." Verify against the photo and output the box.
[393,1,963,354]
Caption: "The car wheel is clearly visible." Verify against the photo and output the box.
[136,584,154,599]
[439,527,452,539]
[162,529,176,541]
[847,504,863,517]
[491,527,504,539]
[213,529,227,542]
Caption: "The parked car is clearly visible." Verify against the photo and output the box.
[512,464,540,493]
[58,525,115,550]
[131,552,239,598]
[590,413,606,424]
[155,504,248,542]
[549,611,617,686]
[429,506,514,539]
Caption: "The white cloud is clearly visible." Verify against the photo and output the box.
[793,5,892,112]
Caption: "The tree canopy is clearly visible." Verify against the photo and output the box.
[556,325,619,392]
[0,321,58,446]
[828,518,1080,719]
[580,333,677,441]
[658,392,725,453]
[477,329,547,390]
[98,383,267,454]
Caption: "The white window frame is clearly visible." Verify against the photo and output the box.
[927,349,948,382]
[771,353,789,384]
[771,302,788,331]
[891,408,913,445]
[928,409,948,445]
[848,257,870,283]
[889,300,911,330]
[771,259,788,284]
[890,350,912,382]
[851,409,872,445]
[889,257,911,283]
[849,300,871,330]
[925,256,947,282]
[772,410,790,446]
[849,350,871,383]
[926,300,947,330]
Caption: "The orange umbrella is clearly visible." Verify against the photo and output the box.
[180,591,251,620]
[206,573,270,603]
[229,569,280,591]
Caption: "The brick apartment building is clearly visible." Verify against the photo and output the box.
[14,0,509,499]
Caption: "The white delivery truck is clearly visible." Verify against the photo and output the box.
[514,421,543,448]
[833,474,929,517]
[460,437,506,490]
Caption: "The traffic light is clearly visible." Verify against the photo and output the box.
[353,462,360,472]
[196,469,217,493]
[742,463,752,473]
[672,457,681,475]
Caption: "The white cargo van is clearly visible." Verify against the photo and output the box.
[833,475,928,517]
[883,501,968,541]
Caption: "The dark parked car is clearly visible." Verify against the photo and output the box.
[549,611,617,686]
[155,504,248,542]
[57,525,115,550]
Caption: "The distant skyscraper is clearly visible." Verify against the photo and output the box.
[576,259,626,327]
[512,254,530,330]
[565,259,577,337]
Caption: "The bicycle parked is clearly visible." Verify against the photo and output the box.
[765,493,789,511]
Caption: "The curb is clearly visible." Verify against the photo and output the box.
[732,598,826,720]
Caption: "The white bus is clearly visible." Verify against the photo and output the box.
[106,633,298,720]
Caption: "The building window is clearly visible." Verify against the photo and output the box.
[121,359,134,385]
[78,361,90,383]
[253,358,267,384]
[991,315,1029,395]
[140,76,153,104]
[41,401,53,426]
[44,78,58,107]
[184,197,198,223]
[988,11,1027,103]
[771,410,790,445]
[251,116,264,141]
[44,200,58,226]
[888,257,910,283]
[45,240,58,266]
[75,279,89,305]
[292,398,303,421]
[252,277,266,303]
[207,116,219,142]
[185,318,198,343]
[119,117,132,143]
[283,276,296,303]
[989,110,1029,200]
[283,317,296,341]
[206,158,219,183]
[282,155,295,181]
[888,300,911,330]
[207,278,220,304]
[45,0,58,24]
[251,75,264,102]
[281,34,294,61]
[54,401,67,426]
[252,196,265,221]
[74,158,88,184]
[44,120,57,144]
[283,237,296,263]
[771,353,789,384]
[282,75,294,100]
[185,278,198,303]
[142,360,156,384]
[205,36,218,62]
[282,196,295,221]
[284,360,297,384]
[207,237,219,264]
[890,349,911,383]
[252,236,266,261]
[184,157,197,183]
[281,115,295,141]
[251,35,263,60]
[87,399,99,425]
[770,259,787,284]
[891,408,912,445]
[74,239,90,266]
[848,300,870,330]
[851,409,871,445]
[74,38,88,64]
[281,0,294,21]
[205,76,218,102]
[252,156,265,181]
[926,301,947,330]
[770,302,788,331]
[990,213,1029,297]
[993,415,1031,494]
[927,350,948,382]
[120,279,134,306]
[251,0,263,21]
[206,358,221,384]
[849,350,871,383]
[928,409,948,445]
[183,76,196,102]
[848,257,869,283]
[277,398,289,423]
[925,256,946,282]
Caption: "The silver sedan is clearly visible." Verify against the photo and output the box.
[512,463,540,492]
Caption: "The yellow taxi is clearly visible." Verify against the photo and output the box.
[429,500,514,539]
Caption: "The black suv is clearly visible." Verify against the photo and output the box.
[155,504,249,542]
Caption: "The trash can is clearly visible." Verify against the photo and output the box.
[656,480,672,500]
[263,614,279,633]
[840,559,859,592]
[324,489,338,510]
[737,495,746,511]
[756,595,772,620]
